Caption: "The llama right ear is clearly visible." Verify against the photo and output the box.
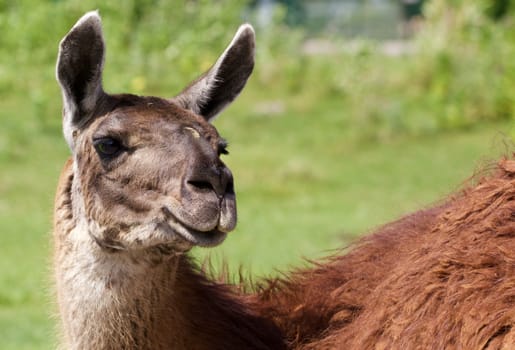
[56,11,106,149]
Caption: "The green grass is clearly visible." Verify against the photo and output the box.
[0,132,65,350]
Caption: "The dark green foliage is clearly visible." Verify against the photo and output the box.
[401,0,425,20]
[246,0,515,141]
[484,0,511,20]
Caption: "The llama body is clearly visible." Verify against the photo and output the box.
[53,12,515,349]
[255,162,515,348]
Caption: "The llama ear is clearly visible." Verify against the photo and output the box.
[56,11,106,148]
[172,24,255,122]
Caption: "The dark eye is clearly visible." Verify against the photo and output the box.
[93,137,123,157]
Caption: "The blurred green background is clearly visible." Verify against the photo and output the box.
[0,0,514,348]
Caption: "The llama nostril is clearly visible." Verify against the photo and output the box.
[187,167,233,197]
[187,180,215,192]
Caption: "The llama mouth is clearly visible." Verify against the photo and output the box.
[160,207,228,247]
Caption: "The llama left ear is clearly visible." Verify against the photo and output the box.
[172,24,255,122]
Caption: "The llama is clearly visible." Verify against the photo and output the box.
[53,12,515,349]
[53,11,285,350]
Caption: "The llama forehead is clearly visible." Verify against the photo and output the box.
[86,97,222,147]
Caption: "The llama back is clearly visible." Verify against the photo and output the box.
[254,156,515,349]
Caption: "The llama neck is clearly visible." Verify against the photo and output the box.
[55,235,285,350]
[55,242,183,349]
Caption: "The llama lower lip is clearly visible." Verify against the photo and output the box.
[169,221,227,247]
[161,207,227,247]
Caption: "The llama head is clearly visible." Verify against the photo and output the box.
[56,11,254,252]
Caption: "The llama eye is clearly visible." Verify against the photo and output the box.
[93,137,122,157]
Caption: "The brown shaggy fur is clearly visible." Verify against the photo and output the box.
[251,156,515,349]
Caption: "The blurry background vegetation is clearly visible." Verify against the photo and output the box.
[0,0,513,348]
